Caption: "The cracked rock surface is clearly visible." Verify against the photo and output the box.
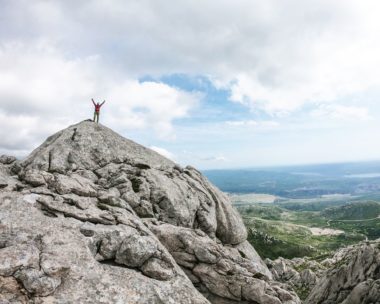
[305,241,380,304]
[0,120,301,303]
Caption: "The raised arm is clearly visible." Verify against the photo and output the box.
[92,98,96,106]
[100,100,106,107]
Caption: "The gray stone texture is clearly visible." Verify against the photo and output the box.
[0,120,301,303]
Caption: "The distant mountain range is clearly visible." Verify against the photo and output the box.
[203,161,380,199]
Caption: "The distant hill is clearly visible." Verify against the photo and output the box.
[203,162,380,199]
[322,201,380,220]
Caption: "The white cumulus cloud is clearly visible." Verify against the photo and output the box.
[0,42,199,155]
[1,0,380,165]
[2,1,380,118]
[310,105,372,122]
[149,146,175,161]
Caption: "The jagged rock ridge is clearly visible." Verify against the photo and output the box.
[0,121,300,304]
[265,240,380,303]
[306,241,380,304]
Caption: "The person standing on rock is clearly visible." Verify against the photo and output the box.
[92,99,105,123]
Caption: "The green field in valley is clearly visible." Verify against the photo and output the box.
[236,200,380,259]
[205,162,380,260]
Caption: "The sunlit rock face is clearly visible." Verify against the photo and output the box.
[0,120,301,304]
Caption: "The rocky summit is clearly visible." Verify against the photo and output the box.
[0,120,301,304]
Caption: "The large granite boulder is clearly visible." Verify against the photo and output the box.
[0,120,301,304]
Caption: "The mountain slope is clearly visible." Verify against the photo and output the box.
[0,121,300,304]
[322,201,380,220]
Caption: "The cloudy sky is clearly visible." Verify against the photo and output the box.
[1,0,380,169]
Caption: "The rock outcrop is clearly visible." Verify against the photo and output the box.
[305,241,380,304]
[265,240,380,303]
[265,257,325,301]
[0,121,300,304]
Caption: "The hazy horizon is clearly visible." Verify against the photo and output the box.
[202,159,380,172]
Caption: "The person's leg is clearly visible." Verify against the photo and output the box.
[96,112,99,123]
[93,111,96,122]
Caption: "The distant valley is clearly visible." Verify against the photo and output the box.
[204,161,380,260]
